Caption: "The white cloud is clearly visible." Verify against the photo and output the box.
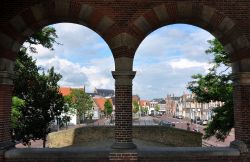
[53,23,111,57]
[135,25,214,62]
[169,58,209,69]
[27,23,114,93]
[34,55,114,92]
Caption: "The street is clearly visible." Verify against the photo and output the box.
[158,115,235,147]
[133,115,234,147]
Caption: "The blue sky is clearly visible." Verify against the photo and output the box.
[29,23,214,100]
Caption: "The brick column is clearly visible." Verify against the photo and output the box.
[231,72,250,153]
[111,70,136,149]
[0,58,15,162]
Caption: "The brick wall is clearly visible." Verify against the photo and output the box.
[1,1,250,60]
[114,85,133,145]
[233,85,250,146]
[0,85,12,143]
[109,152,138,162]
[47,126,201,148]
[1,1,250,161]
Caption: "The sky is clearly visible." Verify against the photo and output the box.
[28,23,215,100]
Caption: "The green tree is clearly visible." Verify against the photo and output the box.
[104,100,113,117]
[155,104,160,112]
[141,107,148,114]
[26,27,59,53]
[12,26,66,147]
[59,95,75,127]
[132,101,140,113]
[69,89,93,124]
[11,97,25,131]
[14,26,59,98]
[13,67,65,147]
[187,39,233,141]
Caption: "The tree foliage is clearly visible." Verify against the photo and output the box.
[26,27,59,53]
[12,27,65,147]
[104,100,113,116]
[187,39,233,141]
[132,101,140,113]
[69,89,93,124]
[141,107,148,114]
[11,97,25,129]
[154,104,160,112]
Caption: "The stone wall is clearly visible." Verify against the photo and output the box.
[47,126,202,148]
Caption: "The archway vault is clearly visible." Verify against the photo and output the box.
[0,0,121,61]
[127,2,250,62]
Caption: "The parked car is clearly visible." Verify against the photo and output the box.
[177,115,183,119]
[195,120,202,125]
[202,120,208,125]
[156,114,162,118]
[193,116,201,124]
[159,120,175,127]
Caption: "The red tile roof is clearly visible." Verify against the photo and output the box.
[94,97,113,111]
[59,87,72,96]
[132,95,140,102]
[59,87,84,96]
[140,100,149,107]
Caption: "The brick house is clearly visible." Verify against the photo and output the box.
[166,95,180,116]
[93,97,114,119]
[139,100,150,115]
[177,93,223,121]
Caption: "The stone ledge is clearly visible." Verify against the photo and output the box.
[138,147,240,157]
[230,140,249,153]
[0,141,15,150]
[111,142,137,149]
[5,147,240,161]
[5,147,110,159]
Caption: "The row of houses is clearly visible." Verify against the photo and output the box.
[58,86,221,125]
[134,93,222,121]
[166,94,223,121]
[59,87,115,125]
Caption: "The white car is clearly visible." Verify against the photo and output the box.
[202,120,208,125]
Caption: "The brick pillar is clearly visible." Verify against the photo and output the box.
[111,71,136,149]
[0,58,15,162]
[109,152,138,161]
[231,72,250,152]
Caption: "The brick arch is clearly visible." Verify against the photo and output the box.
[0,0,121,148]
[0,0,119,61]
[129,2,250,62]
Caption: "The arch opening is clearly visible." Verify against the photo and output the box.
[133,23,234,147]
[12,22,115,148]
